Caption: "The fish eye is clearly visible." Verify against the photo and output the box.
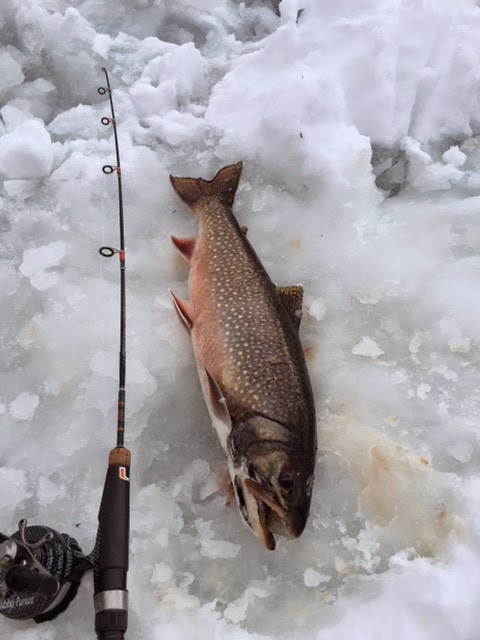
[278,473,296,493]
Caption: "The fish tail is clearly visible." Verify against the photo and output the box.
[170,162,243,211]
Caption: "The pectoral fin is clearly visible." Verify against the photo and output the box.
[204,367,230,427]
[169,289,193,332]
[276,285,304,330]
[171,236,196,264]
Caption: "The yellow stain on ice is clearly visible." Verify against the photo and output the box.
[290,235,302,252]
[321,415,465,557]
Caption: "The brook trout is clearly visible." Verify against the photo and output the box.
[170,162,316,550]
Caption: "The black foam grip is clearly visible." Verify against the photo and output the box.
[96,464,130,594]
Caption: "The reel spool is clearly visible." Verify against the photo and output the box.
[0,519,93,623]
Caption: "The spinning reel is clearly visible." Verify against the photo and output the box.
[0,520,93,623]
[0,445,130,638]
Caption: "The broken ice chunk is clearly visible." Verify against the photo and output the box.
[447,441,473,463]
[9,392,39,420]
[352,336,384,359]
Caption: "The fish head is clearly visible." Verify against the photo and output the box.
[229,414,315,550]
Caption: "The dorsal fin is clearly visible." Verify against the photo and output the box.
[276,285,304,330]
[170,162,243,210]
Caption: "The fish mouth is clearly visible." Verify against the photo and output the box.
[238,478,304,551]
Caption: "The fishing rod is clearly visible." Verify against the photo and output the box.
[0,68,130,640]
[94,66,130,640]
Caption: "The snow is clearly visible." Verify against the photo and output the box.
[303,568,330,588]
[9,392,39,421]
[20,241,67,290]
[0,48,24,98]
[308,297,327,321]
[448,442,474,464]
[416,383,431,400]
[1,0,480,639]
[442,146,467,168]
[0,120,54,179]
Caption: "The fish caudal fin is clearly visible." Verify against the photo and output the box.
[170,162,243,210]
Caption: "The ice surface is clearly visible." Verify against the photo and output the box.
[0,468,32,509]
[1,0,480,639]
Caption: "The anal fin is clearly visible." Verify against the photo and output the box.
[276,285,304,330]
[169,289,193,332]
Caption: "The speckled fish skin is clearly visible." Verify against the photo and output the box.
[170,162,317,550]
